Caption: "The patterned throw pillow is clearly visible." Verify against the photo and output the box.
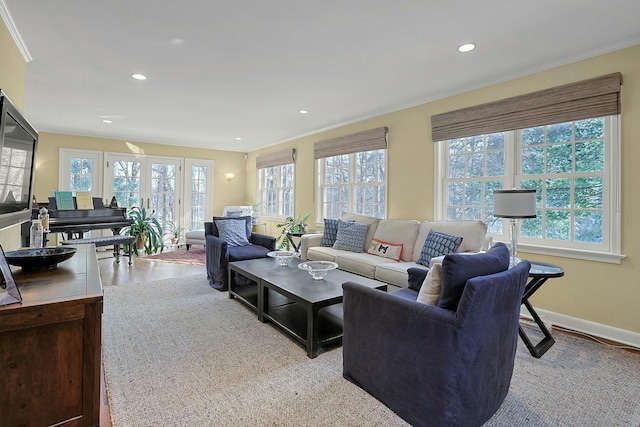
[416,263,442,306]
[367,238,403,261]
[332,219,370,253]
[416,230,463,266]
[215,219,250,247]
[321,218,340,247]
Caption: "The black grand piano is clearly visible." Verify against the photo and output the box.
[24,197,131,244]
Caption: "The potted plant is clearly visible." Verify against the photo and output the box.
[120,206,164,255]
[164,220,185,245]
[276,213,311,250]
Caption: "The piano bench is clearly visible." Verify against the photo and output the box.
[61,235,136,265]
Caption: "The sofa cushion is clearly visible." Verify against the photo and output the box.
[306,246,341,262]
[416,263,442,306]
[211,215,252,240]
[438,242,510,311]
[215,218,250,247]
[334,252,380,278]
[367,238,403,261]
[321,218,340,247]
[333,219,370,253]
[228,244,272,261]
[341,213,380,250]
[371,219,420,262]
[411,220,488,261]
[416,230,463,266]
[373,262,420,288]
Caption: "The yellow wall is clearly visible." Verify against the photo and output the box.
[0,18,24,109]
[35,133,247,218]
[248,44,640,335]
[0,18,26,249]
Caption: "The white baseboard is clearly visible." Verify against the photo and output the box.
[520,307,640,349]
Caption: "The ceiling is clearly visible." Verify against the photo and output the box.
[4,1,640,152]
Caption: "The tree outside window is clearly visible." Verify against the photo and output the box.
[439,116,615,254]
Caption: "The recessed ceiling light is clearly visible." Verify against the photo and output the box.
[235,137,242,141]
[131,73,147,80]
[299,109,309,114]
[102,119,112,124]
[458,43,476,53]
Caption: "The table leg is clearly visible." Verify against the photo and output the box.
[258,280,267,323]
[519,298,556,358]
[306,306,319,358]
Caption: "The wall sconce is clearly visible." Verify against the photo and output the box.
[224,172,235,180]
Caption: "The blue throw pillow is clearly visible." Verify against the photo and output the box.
[332,219,369,253]
[438,242,510,311]
[416,230,463,266]
[211,216,252,239]
[215,219,250,247]
[321,218,340,247]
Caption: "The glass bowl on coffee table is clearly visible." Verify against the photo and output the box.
[267,250,297,267]
[298,261,339,280]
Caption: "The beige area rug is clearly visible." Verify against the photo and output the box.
[102,276,640,426]
[138,246,206,265]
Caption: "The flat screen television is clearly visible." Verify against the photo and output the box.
[0,90,38,231]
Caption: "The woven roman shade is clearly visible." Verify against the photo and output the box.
[314,127,388,159]
[431,72,622,142]
[255,148,295,169]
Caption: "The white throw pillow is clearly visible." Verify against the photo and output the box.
[416,263,442,306]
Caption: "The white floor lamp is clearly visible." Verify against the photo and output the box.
[493,189,537,267]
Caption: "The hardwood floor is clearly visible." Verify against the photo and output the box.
[98,251,206,426]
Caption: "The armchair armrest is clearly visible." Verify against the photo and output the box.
[204,221,214,236]
[250,233,276,250]
[407,267,429,291]
[299,233,323,260]
[205,234,228,290]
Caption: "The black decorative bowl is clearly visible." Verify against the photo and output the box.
[5,247,78,271]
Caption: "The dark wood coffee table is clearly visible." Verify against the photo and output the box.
[229,257,387,358]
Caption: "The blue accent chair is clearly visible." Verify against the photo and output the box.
[342,244,529,427]
[205,216,276,291]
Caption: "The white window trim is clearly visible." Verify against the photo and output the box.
[58,148,103,196]
[434,116,624,264]
[184,158,213,231]
[315,150,388,223]
[257,163,295,221]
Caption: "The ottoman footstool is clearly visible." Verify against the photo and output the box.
[185,230,205,251]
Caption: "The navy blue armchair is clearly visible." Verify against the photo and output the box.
[342,245,529,427]
[205,216,276,291]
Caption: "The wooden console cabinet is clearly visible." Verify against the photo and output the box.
[0,245,102,427]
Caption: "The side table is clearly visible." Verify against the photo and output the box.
[285,232,304,252]
[520,261,564,358]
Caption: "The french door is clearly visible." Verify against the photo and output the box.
[104,153,183,230]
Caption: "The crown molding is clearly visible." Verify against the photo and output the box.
[0,0,32,62]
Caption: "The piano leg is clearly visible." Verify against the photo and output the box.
[113,243,120,263]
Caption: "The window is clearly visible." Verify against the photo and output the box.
[318,149,386,219]
[255,149,296,219]
[258,164,294,218]
[314,127,388,220]
[437,116,621,262]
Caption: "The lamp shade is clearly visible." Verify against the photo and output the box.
[493,190,537,219]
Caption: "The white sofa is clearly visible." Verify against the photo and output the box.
[299,213,491,288]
